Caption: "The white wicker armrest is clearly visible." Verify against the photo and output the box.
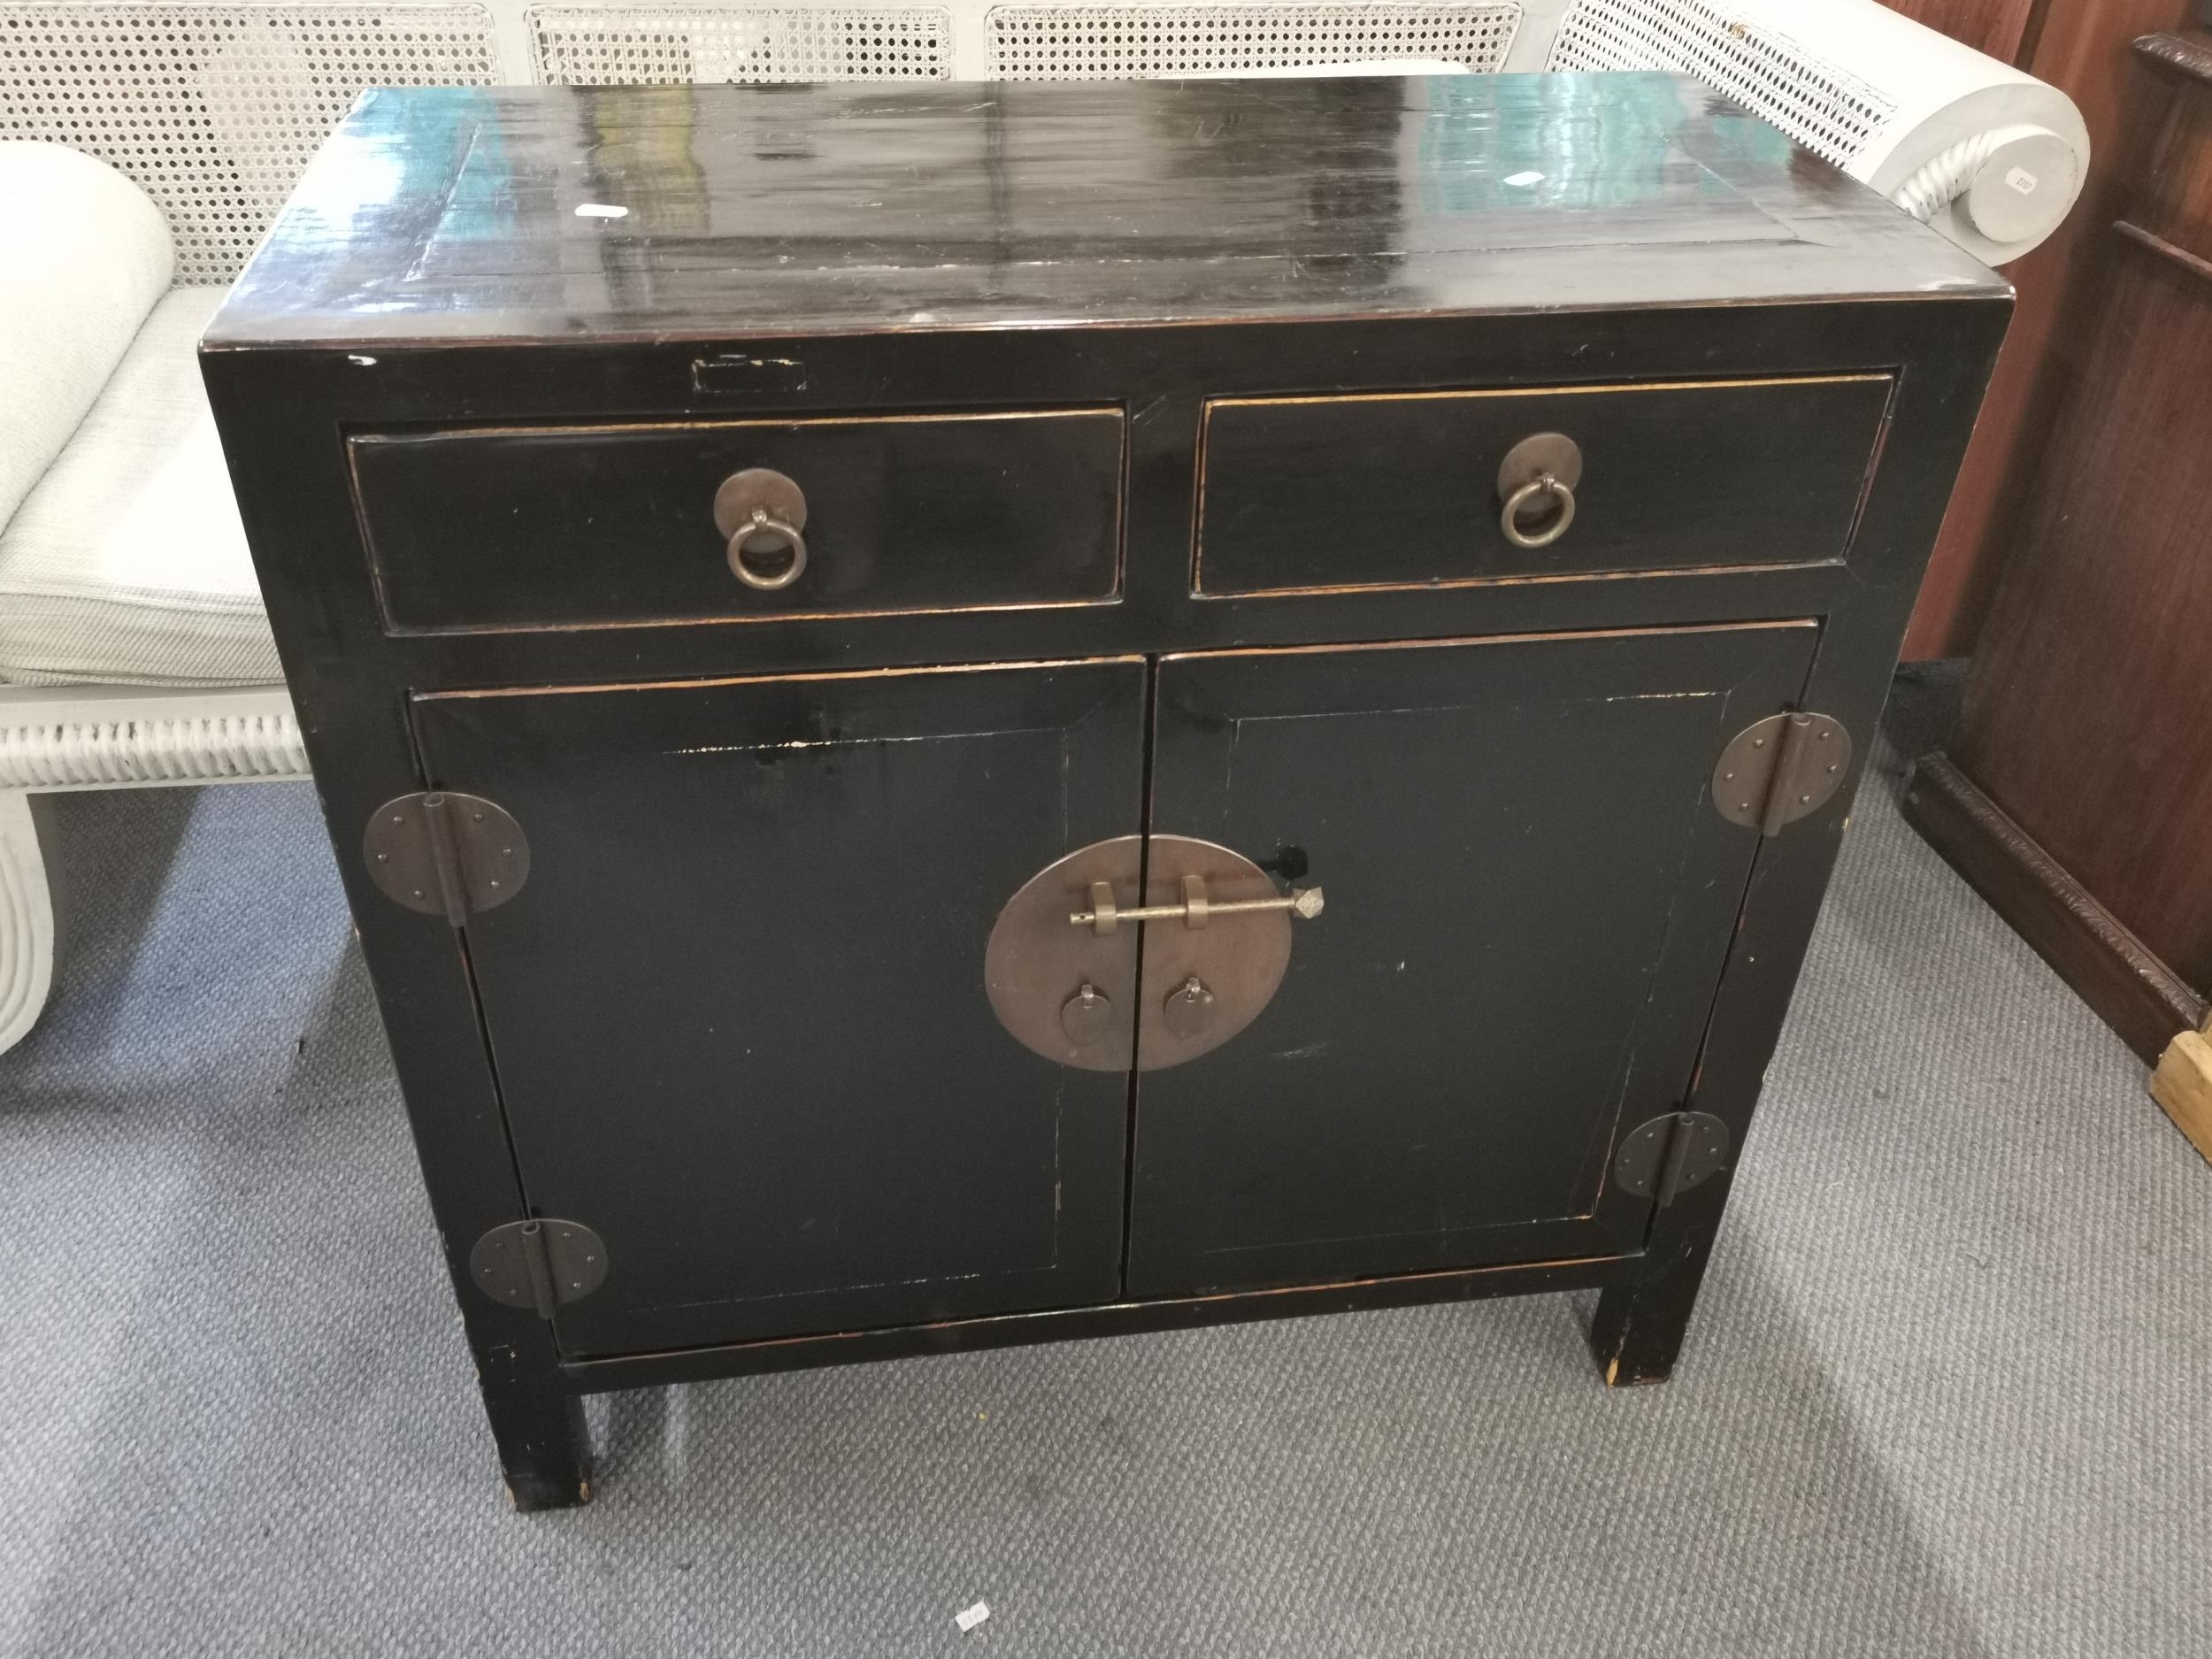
[0,685,308,793]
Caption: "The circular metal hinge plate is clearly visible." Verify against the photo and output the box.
[363,791,530,919]
[469,1217,609,1316]
[1711,711,1852,833]
[985,833,1301,1072]
[1613,1111,1732,1203]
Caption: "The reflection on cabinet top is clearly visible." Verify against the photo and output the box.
[204,74,2006,349]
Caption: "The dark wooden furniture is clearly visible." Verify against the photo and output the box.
[201,75,2007,1509]
[1909,32,2212,1069]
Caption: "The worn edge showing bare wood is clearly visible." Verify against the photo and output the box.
[2149,1025,2212,1166]
[1903,754,2208,1062]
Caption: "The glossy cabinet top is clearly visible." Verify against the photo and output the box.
[208,74,2007,348]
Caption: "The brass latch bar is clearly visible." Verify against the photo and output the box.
[1071,872,1325,936]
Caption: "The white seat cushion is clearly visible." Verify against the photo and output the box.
[0,142,175,533]
[0,287,281,687]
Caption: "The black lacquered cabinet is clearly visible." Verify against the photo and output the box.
[201,75,2008,1508]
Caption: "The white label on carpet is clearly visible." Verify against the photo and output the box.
[954,1601,991,1632]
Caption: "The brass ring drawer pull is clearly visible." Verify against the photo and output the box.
[712,466,810,591]
[1495,431,1583,550]
[727,510,809,590]
[1070,872,1325,936]
[1499,472,1577,548]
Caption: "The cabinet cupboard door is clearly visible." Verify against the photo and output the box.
[412,658,1145,1356]
[1126,625,1818,1295]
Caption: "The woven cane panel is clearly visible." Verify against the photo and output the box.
[1546,0,1891,167]
[528,5,950,83]
[0,4,498,281]
[985,4,1519,80]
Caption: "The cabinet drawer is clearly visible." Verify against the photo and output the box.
[1194,375,1893,595]
[350,409,1125,633]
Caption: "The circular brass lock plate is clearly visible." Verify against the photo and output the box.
[1134,837,1293,1071]
[984,834,1298,1071]
[985,835,1143,1072]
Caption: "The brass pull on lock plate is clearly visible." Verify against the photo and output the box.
[713,466,810,590]
[1060,982,1116,1046]
[1496,432,1582,550]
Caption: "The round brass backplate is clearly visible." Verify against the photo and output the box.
[1495,431,1583,499]
[984,834,1298,1071]
[711,466,809,541]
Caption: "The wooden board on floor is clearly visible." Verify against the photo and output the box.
[2151,1025,2212,1166]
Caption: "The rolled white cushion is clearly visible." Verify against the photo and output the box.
[0,287,281,687]
[0,142,175,533]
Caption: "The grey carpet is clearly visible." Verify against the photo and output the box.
[2,668,2206,1658]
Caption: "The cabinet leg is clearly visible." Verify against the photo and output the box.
[481,1371,593,1511]
[1588,1243,1713,1387]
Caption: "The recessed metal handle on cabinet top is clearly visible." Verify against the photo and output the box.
[713,466,810,590]
[1496,432,1583,549]
[1069,872,1325,936]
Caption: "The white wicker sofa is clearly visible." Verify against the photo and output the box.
[0,5,520,1052]
[0,143,308,1054]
